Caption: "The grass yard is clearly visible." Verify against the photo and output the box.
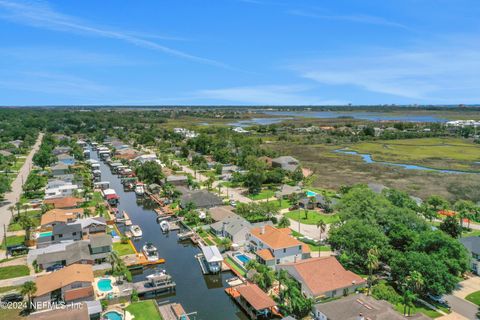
[247,189,275,200]
[125,300,163,320]
[466,290,480,306]
[225,256,246,276]
[307,244,332,252]
[0,285,20,294]
[285,210,340,225]
[1,235,26,250]
[394,301,442,318]
[112,241,135,256]
[0,265,29,280]
[0,308,23,320]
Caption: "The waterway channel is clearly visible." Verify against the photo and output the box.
[90,149,248,320]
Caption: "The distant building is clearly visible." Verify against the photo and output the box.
[272,156,299,172]
[210,214,251,245]
[178,187,224,209]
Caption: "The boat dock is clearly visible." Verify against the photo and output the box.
[158,302,196,320]
[132,273,176,296]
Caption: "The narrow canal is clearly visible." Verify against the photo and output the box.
[91,149,248,320]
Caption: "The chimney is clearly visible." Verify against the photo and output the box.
[260,226,265,234]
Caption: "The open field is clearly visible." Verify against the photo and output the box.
[351,138,480,171]
[266,140,480,202]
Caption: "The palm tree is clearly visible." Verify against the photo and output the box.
[21,281,37,310]
[108,251,121,274]
[316,219,326,242]
[18,215,34,241]
[8,205,15,219]
[278,215,291,228]
[366,247,379,295]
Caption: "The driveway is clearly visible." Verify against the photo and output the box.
[444,295,478,320]
[0,133,43,242]
[454,276,480,299]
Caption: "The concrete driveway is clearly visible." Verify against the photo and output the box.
[454,276,480,299]
[444,295,478,320]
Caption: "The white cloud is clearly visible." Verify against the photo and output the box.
[0,0,227,68]
[290,39,480,103]
[195,84,343,105]
[288,9,409,29]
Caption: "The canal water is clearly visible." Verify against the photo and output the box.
[91,149,248,320]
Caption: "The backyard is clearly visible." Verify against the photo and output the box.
[285,210,339,225]
[112,241,136,256]
[0,265,29,280]
[125,300,163,320]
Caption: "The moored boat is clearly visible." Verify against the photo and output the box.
[130,224,143,238]
[143,242,159,261]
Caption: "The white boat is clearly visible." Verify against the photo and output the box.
[160,220,169,232]
[142,242,159,261]
[130,225,143,238]
[134,183,145,196]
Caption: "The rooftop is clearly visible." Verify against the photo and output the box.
[35,264,94,297]
[44,197,84,209]
[235,283,276,311]
[250,225,302,250]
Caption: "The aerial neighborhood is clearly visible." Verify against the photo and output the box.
[0,108,479,320]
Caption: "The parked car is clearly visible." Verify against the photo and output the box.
[428,294,449,306]
[46,264,64,272]
[1,293,23,303]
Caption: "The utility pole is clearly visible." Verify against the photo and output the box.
[3,224,7,258]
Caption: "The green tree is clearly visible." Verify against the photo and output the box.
[439,215,462,238]
[366,247,380,295]
[21,281,37,310]
[316,219,326,242]
[278,215,291,228]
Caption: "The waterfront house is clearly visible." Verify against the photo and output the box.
[210,215,251,245]
[228,283,277,319]
[40,208,84,228]
[76,217,107,235]
[271,156,299,172]
[44,197,84,209]
[313,293,430,320]
[277,257,366,300]
[51,163,70,176]
[178,187,224,209]
[200,245,223,273]
[46,179,72,190]
[47,223,82,245]
[247,225,310,268]
[33,264,94,306]
[460,236,480,275]
[88,233,112,264]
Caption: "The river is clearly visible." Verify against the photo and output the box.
[90,149,248,320]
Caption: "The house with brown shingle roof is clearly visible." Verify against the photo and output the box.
[277,257,366,300]
[44,197,84,209]
[40,208,84,228]
[247,225,310,268]
[33,264,94,306]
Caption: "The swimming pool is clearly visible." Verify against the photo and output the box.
[97,278,113,292]
[103,311,123,320]
[235,254,251,265]
[39,231,52,237]
[306,190,317,197]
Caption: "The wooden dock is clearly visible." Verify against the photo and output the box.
[158,303,194,320]
[132,273,176,296]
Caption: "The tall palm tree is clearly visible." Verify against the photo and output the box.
[366,247,380,295]
[316,219,326,242]
[278,215,291,228]
[108,251,121,274]
[21,281,37,310]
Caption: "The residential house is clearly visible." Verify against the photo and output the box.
[208,205,236,222]
[299,194,338,211]
[44,197,84,209]
[135,154,159,164]
[88,233,112,264]
[228,283,277,320]
[33,264,94,306]
[271,156,299,172]
[46,179,72,190]
[313,293,430,320]
[210,215,251,245]
[40,208,84,228]
[37,223,83,248]
[275,184,302,199]
[0,150,12,157]
[165,175,189,187]
[277,257,366,300]
[44,184,79,199]
[35,241,92,269]
[76,217,107,235]
[221,165,239,175]
[51,163,70,176]
[460,236,480,275]
[10,139,23,148]
[200,245,223,273]
[178,187,224,209]
[247,225,310,268]
[52,146,71,156]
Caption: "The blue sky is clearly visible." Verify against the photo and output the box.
[0,0,479,105]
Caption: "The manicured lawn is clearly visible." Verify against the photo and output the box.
[225,256,246,276]
[0,285,20,294]
[466,290,480,306]
[285,210,339,225]
[307,244,331,252]
[272,199,292,210]
[125,300,163,320]
[112,242,135,256]
[394,301,442,318]
[0,265,29,280]
[1,235,26,249]
[247,189,275,200]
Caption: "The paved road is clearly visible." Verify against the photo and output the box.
[0,133,43,243]
[445,295,478,320]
